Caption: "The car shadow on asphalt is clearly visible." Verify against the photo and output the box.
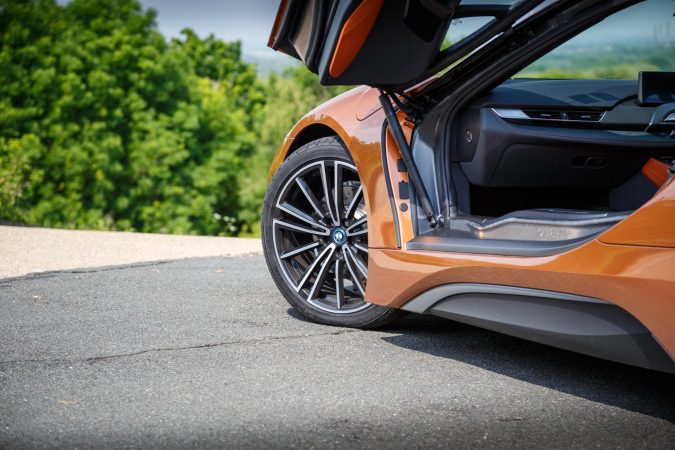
[380,313,675,423]
[285,307,674,422]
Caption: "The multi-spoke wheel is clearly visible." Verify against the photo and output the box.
[262,137,403,328]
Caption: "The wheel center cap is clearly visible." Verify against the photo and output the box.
[331,227,348,246]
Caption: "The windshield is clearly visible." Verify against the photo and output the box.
[516,0,675,79]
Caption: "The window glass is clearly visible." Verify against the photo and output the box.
[444,17,493,49]
[516,0,675,79]
[443,0,523,48]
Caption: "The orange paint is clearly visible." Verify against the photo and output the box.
[267,85,675,360]
[600,178,675,248]
[267,0,289,49]
[642,157,671,187]
[328,0,384,78]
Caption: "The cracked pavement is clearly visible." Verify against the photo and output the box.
[1,256,674,449]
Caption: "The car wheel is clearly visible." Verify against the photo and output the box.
[262,137,403,328]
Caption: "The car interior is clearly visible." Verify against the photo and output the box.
[264,0,675,373]
[270,0,675,257]
[408,75,675,256]
[392,0,675,257]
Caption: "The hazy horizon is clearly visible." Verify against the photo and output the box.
[53,0,674,74]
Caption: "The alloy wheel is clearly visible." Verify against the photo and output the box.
[271,159,369,314]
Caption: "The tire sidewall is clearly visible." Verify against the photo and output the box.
[261,137,398,328]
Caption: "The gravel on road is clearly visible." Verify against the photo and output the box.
[0,225,262,279]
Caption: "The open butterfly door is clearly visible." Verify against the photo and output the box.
[268,0,459,88]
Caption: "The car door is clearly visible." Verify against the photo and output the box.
[268,0,460,87]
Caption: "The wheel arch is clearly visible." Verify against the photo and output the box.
[288,123,339,155]
[265,91,399,250]
[268,116,355,182]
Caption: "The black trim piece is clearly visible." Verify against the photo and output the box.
[410,178,420,236]
[270,0,298,52]
[402,284,675,373]
[304,0,327,72]
[399,181,410,199]
[420,0,460,19]
[380,120,402,248]
[454,4,510,19]
[380,92,438,227]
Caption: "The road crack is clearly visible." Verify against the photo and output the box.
[0,329,360,368]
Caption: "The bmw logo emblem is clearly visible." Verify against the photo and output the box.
[331,227,348,246]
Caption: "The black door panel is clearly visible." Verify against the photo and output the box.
[460,108,674,188]
[269,0,457,87]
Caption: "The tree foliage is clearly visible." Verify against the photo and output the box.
[0,0,345,236]
[238,68,348,235]
[0,0,263,235]
[5,0,665,237]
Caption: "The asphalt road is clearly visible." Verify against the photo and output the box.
[1,255,673,449]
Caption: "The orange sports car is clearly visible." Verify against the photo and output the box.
[261,0,675,373]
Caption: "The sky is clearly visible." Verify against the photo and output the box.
[139,0,673,51]
[140,0,280,58]
[58,0,675,70]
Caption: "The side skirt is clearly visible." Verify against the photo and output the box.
[402,283,675,373]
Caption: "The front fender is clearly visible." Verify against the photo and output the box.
[266,85,405,251]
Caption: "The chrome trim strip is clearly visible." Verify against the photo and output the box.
[492,108,530,119]
[492,108,607,123]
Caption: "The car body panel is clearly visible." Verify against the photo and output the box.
[599,182,675,248]
[267,88,675,361]
[366,242,675,360]
[266,0,674,369]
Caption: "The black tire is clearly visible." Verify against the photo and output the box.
[261,136,403,329]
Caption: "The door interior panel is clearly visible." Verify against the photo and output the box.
[459,108,671,187]
[269,0,456,87]
[318,0,453,86]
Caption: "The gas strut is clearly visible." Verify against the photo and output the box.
[378,91,439,228]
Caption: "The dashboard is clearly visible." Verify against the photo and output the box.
[455,79,675,188]
[481,79,672,131]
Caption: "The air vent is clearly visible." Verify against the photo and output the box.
[491,108,607,127]
[523,109,563,120]
[566,110,604,121]
[522,109,604,122]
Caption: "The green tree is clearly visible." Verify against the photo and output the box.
[0,0,261,235]
[237,67,349,236]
